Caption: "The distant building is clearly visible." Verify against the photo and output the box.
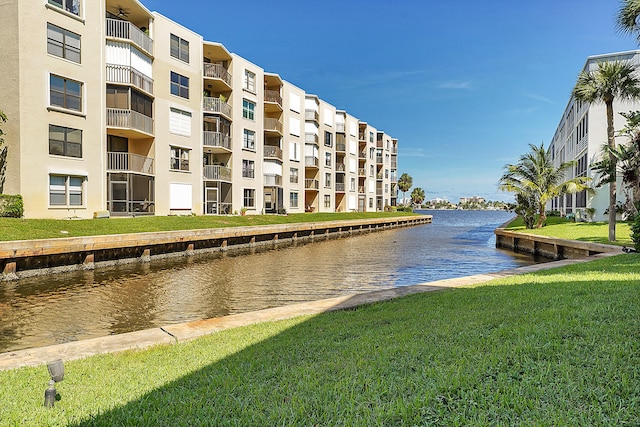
[0,0,398,218]
[459,196,486,205]
[549,50,640,220]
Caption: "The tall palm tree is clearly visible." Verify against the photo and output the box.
[618,0,640,41]
[499,143,592,229]
[572,60,640,240]
[410,187,425,206]
[397,173,412,205]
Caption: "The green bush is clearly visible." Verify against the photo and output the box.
[396,206,413,212]
[631,213,640,251]
[0,194,23,218]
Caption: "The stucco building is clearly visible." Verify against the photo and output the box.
[0,0,398,218]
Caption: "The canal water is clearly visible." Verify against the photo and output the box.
[0,210,538,353]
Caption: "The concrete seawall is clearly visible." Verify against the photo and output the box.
[0,215,431,280]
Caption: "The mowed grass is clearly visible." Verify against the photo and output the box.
[1,254,639,426]
[0,211,417,242]
[505,216,633,246]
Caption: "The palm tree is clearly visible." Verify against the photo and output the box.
[410,187,425,206]
[397,173,412,205]
[618,0,640,41]
[499,143,592,229]
[572,59,640,240]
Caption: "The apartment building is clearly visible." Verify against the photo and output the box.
[0,0,397,218]
[549,50,640,220]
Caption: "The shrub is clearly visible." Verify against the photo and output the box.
[0,194,23,218]
[546,210,561,217]
[631,213,640,251]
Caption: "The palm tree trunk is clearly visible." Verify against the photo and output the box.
[606,99,617,241]
[536,203,546,228]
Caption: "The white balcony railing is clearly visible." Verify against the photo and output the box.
[203,97,232,117]
[305,156,319,167]
[106,108,154,135]
[107,152,154,174]
[106,64,153,94]
[203,165,232,181]
[305,179,319,190]
[203,63,232,87]
[263,145,283,160]
[264,118,283,134]
[105,18,153,57]
[203,131,231,150]
[264,174,283,186]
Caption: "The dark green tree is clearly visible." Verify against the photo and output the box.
[397,173,412,205]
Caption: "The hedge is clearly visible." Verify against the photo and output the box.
[0,194,23,217]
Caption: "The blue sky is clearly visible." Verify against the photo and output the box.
[143,0,638,202]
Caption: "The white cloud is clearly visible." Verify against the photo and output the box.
[436,81,472,90]
[524,93,553,104]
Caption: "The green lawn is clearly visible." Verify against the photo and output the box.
[1,254,639,425]
[0,211,417,242]
[505,216,633,246]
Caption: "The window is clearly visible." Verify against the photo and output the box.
[324,194,331,208]
[50,74,82,112]
[243,129,255,150]
[325,152,331,167]
[369,198,373,208]
[169,108,192,136]
[244,70,256,93]
[131,90,153,117]
[242,159,255,178]
[290,167,299,184]
[369,131,374,143]
[350,177,356,192]
[170,34,189,63]
[324,131,332,147]
[48,0,80,16]
[325,172,331,188]
[243,189,255,208]
[242,99,255,120]
[49,175,84,206]
[170,147,190,171]
[106,85,153,118]
[170,71,189,99]
[289,141,300,161]
[49,125,82,158]
[47,24,80,63]
[290,192,299,208]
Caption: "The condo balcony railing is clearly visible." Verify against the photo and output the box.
[336,143,346,152]
[106,18,153,57]
[107,152,154,174]
[305,109,319,122]
[203,131,231,149]
[106,64,153,94]
[336,123,345,133]
[358,132,366,141]
[335,163,346,172]
[203,97,232,117]
[264,118,283,134]
[203,63,232,87]
[376,155,383,164]
[335,183,345,192]
[305,133,319,145]
[304,156,319,167]
[263,145,283,160]
[358,168,366,176]
[391,160,397,169]
[106,108,154,135]
[358,186,365,194]
[358,151,366,159]
[264,90,282,107]
[203,165,232,181]
[305,179,319,190]
[391,146,398,154]
[263,174,283,187]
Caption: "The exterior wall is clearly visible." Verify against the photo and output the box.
[549,50,640,221]
[0,0,400,219]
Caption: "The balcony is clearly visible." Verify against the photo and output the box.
[358,151,366,159]
[264,89,283,110]
[106,108,153,136]
[107,152,154,174]
[391,160,397,169]
[263,145,283,160]
[335,163,346,172]
[305,110,319,122]
[391,146,398,154]
[203,97,232,118]
[264,174,283,187]
[264,118,283,135]
[106,18,153,57]
[358,186,365,194]
[305,133,319,145]
[359,132,366,141]
[336,143,346,153]
[106,64,153,95]
[304,156,319,168]
[336,183,345,192]
[376,155,383,164]
[358,168,366,177]
[203,131,231,150]
[203,165,232,181]
[305,179,319,190]
[336,123,345,133]
[203,63,232,89]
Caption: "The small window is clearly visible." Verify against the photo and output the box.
[47,23,81,63]
[324,131,332,147]
[243,189,255,208]
[48,0,80,16]
[244,70,256,93]
[325,172,331,188]
[50,74,82,112]
[242,99,255,120]
[170,34,189,63]
[324,194,331,208]
[49,125,82,158]
[290,192,299,208]
[170,71,189,99]
[350,177,356,192]
[290,167,298,184]
[242,159,255,178]
[49,175,84,207]
[170,146,190,171]
[243,129,255,150]
[325,152,331,167]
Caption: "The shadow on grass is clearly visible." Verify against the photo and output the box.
[65,256,640,425]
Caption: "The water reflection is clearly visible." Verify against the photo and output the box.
[0,210,537,353]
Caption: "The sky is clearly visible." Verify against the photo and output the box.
[142,0,638,202]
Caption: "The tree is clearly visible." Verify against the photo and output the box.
[0,110,6,146]
[410,187,425,206]
[397,173,412,205]
[572,59,640,240]
[499,143,592,229]
[617,0,640,42]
